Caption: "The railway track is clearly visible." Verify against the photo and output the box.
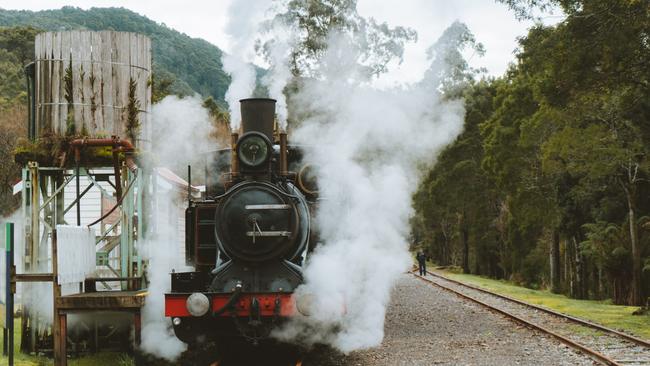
[413,270,650,366]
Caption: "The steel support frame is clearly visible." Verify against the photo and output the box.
[19,162,144,357]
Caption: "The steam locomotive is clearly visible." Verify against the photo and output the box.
[164,98,317,362]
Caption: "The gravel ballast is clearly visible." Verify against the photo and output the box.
[305,274,595,365]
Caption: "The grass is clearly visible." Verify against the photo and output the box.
[0,318,135,366]
[438,269,650,340]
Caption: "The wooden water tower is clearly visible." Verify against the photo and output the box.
[15,31,153,365]
[31,30,152,148]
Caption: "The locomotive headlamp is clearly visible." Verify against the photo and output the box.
[237,132,271,168]
[295,293,314,316]
[186,292,210,317]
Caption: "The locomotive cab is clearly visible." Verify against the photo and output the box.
[164,98,317,352]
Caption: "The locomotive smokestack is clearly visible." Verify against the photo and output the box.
[240,98,276,141]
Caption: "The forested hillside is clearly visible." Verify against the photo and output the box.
[413,0,650,307]
[0,27,36,216]
[0,6,233,103]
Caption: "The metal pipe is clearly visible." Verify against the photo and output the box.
[69,136,135,149]
[69,136,137,172]
[74,148,81,226]
[204,159,209,198]
[230,132,239,179]
[279,131,288,177]
[5,222,15,365]
[112,150,123,200]
[24,62,36,140]
[187,165,192,204]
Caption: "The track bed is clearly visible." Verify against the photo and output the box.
[305,274,595,365]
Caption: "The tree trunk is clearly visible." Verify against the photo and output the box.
[597,265,604,300]
[590,261,598,299]
[567,236,582,298]
[550,229,561,293]
[442,233,449,266]
[564,238,569,285]
[462,227,470,273]
[574,236,585,299]
[623,185,642,305]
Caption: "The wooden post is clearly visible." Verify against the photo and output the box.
[57,313,67,366]
[133,311,141,347]
[52,230,64,366]
[5,223,14,366]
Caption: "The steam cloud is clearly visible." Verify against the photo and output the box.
[259,17,294,129]
[143,7,470,359]
[140,95,217,360]
[222,0,273,130]
[271,31,465,351]
[1,209,56,326]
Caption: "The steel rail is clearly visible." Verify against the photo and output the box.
[412,272,621,366]
[427,270,650,349]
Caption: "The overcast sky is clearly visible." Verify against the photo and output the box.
[0,0,562,86]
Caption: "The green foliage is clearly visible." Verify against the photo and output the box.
[0,26,38,110]
[150,71,177,104]
[260,0,416,78]
[126,77,140,143]
[202,96,229,123]
[424,21,486,95]
[0,26,35,215]
[64,58,75,136]
[444,270,650,339]
[414,0,650,305]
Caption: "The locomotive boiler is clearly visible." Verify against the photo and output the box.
[164,98,317,361]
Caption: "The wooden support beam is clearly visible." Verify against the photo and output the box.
[134,311,141,347]
[54,313,67,366]
[56,291,146,310]
[53,229,64,366]
[12,273,55,282]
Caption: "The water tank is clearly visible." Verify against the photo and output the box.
[33,31,152,148]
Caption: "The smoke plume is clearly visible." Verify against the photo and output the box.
[222,0,273,130]
[259,15,294,129]
[140,95,218,360]
[271,30,465,352]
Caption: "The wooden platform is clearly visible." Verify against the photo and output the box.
[56,290,147,311]
[54,290,147,366]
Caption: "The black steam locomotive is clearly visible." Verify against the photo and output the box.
[164,98,317,359]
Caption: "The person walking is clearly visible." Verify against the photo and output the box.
[416,251,427,276]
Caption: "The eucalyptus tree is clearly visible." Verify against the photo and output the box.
[259,0,416,79]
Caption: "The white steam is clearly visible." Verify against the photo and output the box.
[258,5,295,129]
[1,209,56,326]
[260,24,293,129]
[271,31,465,352]
[140,95,217,361]
[147,95,217,166]
[222,0,273,130]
